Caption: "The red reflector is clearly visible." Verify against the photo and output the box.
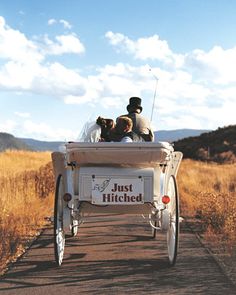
[162,195,170,204]
[63,193,72,202]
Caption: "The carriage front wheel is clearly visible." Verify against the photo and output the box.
[54,174,66,266]
[166,175,179,266]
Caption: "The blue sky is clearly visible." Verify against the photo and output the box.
[0,0,236,140]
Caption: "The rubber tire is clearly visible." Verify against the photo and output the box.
[166,175,179,266]
[54,174,66,266]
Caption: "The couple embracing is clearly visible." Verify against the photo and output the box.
[97,97,154,143]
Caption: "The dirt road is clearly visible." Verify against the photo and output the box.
[0,214,235,294]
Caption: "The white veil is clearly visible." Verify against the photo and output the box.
[77,120,101,142]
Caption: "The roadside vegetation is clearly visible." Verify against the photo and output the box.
[178,159,236,254]
[0,150,54,274]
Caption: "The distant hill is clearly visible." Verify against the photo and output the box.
[21,129,209,151]
[20,129,210,151]
[154,129,210,142]
[173,125,236,163]
[3,127,235,164]
[0,132,31,152]
[19,138,64,152]
[0,129,210,152]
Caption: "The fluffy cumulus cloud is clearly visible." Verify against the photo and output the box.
[59,19,72,29]
[1,16,236,137]
[105,31,182,64]
[183,46,236,85]
[48,18,72,29]
[14,111,31,118]
[104,31,236,129]
[43,34,85,55]
[48,18,56,26]
[0,117,77,141]
[22,120,76,141]
[0,119,17,133]
[0,16,85,95]
[0,16,43,63]
[63,63,151,106]
[105,31,236,85]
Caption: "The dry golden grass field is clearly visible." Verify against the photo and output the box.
[0,150,54,274]
[178,159,236,254]
[0,151,235,274]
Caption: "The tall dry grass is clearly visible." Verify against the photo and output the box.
[178,159,236,252]
[0,150,54,274]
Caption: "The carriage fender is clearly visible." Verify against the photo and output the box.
[163,151,182,194]
[171,151,183,177]
[51,152,66,180]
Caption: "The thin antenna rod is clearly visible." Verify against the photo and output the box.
[149,68,159,122]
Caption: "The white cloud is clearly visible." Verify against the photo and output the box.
[105,31,175,64]
[23,120,76,141]
[63,63,149,105]
[1,16,236,134]
[14,111,31,118]
[0,17,86,95]
[0,117,77,141]
[0,60,41,90]
[0,59,86,94]
[103,32,236,130]
[0,119,17,133]
[47,18,72,29]
[48,18,56,25]
[64,94,93,104]
[100,96,123,109]
[44,34,85,55]
[0,17,84,63]
[105,32,236,88]
[59,19,72,29]
[31,62,86,96]
[0,16,44,63]
[183,46,236,85]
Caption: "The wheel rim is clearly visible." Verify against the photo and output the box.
[54,174,65,266]
[166,175,179,265]
[71,220,79,237]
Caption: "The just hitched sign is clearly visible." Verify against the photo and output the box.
[91,177,144,205]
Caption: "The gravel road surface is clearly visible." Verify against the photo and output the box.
[0,214,235,294]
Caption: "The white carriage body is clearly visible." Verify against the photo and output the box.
[52,142,182,215]
[52,142,183,266]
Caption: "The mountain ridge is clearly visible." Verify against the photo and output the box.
[0,132,31,152]
[19,137,64,152]
[173,124,236,163]
[0,129,211,152]
[2,126,235,165]
[154,128,210,142]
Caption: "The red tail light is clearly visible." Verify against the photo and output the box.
[162,195,170,204]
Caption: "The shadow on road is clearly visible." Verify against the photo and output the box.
[0,215,235,295]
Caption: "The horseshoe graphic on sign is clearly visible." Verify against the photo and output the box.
[92,179,111,192]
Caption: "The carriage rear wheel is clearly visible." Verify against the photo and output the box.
[54,174,65,266]
[166,175,179,266]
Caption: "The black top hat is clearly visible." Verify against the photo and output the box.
[127,97,143,112]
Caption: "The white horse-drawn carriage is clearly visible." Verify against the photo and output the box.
[51,141,182,266]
